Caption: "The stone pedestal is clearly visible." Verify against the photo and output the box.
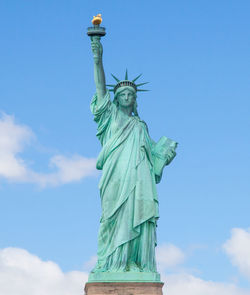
[84,282,164,295]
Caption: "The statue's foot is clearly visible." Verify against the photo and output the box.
[127,262,142,272]
[91,264,106,273]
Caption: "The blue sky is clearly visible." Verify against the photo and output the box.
[0,1,250,294]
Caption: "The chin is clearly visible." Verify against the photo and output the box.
[122,102,133,107]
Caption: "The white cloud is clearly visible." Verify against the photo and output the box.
[0,113,33,180]
[1,247,250,295]
[83,255,97,272]
[0,113,97,187]
[31,155,97,187]
[156,243,185,271]
[156,241,250,295]
[223,228,250,280]
[163,273,250,295]
[0,247,88,295]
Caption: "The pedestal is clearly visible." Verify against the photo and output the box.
[88,271,161,282]
[84,282,164,295]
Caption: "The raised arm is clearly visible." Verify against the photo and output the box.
[91,36,106,102]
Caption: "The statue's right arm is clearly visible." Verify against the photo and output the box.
[91,36,106,103]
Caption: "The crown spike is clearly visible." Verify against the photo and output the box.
[136,82,149,87]
[132,74,142,83]
[125,69,128,80]
[111,74,120,82]
[109,72,149,94]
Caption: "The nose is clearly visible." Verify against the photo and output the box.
[125,94,129,101]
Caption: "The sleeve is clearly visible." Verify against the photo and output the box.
[90,91,113,145]
[151,136,177,184]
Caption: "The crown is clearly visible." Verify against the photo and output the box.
[106,70,149,94]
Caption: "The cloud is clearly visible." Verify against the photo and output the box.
[83,255,97,272]
[0,113,33,180]
[0,247,88,295]
[31,155,97,187]
[156,241,250,295]
[156,243,185,271]
[163,273,250,295]
[1,246,250,295]
[223,228,250,280]
[0,113,97,187]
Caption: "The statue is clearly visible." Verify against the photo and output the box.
[87,15,177,282]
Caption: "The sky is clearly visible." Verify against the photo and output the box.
[0,0,250,294]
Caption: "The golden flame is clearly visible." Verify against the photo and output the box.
[92,14,102,25]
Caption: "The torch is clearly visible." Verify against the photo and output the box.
[87,14,106,39]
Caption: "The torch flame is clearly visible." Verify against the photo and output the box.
[92,14,102,26]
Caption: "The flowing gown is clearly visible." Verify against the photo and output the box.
[90,91,176,273]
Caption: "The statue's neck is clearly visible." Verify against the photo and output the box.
[118,105,133,117]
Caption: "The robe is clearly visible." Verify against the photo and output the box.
[90,91,176,273]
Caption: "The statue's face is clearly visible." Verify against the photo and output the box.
[117,87,136,108]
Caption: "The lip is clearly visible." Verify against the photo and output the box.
[121,101,133,106]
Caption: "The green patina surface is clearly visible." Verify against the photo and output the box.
[88,271,161,283]
[87,22,177,282]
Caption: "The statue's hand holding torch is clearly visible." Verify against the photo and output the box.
[87,14,106,99]
[91,36,103,64]
[87,14,106,65]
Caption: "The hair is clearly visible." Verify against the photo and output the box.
[113,86,139,117]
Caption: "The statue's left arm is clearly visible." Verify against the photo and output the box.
[151,136,177,184]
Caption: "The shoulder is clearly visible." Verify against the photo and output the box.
[137,118,149,132]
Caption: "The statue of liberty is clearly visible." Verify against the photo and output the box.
[87,15,177,282]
